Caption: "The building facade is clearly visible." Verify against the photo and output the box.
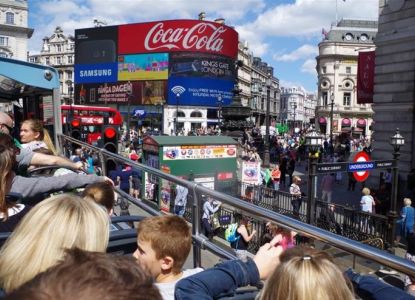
[0,0,33,60]
[250,57,280,127]
[315,19,377,140]
[280,86,316,130]
[28,26,75,103]
[371,0,415,177]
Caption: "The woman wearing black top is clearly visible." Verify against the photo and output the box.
[231,216,256,262]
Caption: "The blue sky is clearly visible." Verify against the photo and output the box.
[27,0,379,93]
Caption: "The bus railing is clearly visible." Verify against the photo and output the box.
[57,134,415,277]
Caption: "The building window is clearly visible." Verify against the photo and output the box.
[322,66,327,74]
[56,44,62,52]
[322,92,328,106]
[67,70,73,79]
[45,57,50,65]
[0,52,7,58]
[0,36,8,46]
[343,92,351,106]
[261,98,265,110]
[6,12,14,24]
[190,111,202,118]
[346,66,351,74]
[59,71,63,80]
[56,56,62,64]
[68,55,73,64]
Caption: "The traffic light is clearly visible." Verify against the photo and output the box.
[70,118,82,151]
[102,125,118,172]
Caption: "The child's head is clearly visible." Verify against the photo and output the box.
[81,182,115,215]
[134,215,191,279]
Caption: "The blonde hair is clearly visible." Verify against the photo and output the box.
[0,194,109,292]
[0,134,17,219]
[404,198,412,206]
[261,247,354,300]
[22,119,58,155]
[362,187,371,196]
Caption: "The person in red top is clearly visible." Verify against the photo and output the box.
[271,165,281,191]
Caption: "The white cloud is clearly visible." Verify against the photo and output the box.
[301,58,317,75]
[273,44,318,62]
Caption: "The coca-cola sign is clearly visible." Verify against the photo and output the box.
[119,20,238,59]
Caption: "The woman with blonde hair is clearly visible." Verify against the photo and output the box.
[20,119,57,155]
[261,247,354,300]
[175,245,355,300]
[360,187,375,213]
[0,193,109,293]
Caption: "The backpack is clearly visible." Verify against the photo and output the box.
[225,223,240,243]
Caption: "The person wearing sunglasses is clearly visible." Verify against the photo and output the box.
[0,112,84,173]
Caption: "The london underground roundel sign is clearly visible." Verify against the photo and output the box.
[353,151,371,182]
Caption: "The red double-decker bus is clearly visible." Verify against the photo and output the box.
[61,105,123,145]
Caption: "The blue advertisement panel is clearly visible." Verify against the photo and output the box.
[167,76,233,106]
[74,63,118,84]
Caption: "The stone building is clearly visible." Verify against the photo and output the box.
[250,56,280,127]
[0,0,33,60]
[315,19,377,141]
[28,26,75,103]
[372,0,415,177]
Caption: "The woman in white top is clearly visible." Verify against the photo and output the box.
[20,119,57,155]
[360,187,375,213]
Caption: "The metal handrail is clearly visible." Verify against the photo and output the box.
[57,134,415,276]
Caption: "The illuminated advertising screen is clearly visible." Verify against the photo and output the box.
[168,76,233,107]
[73,81,167,105]
[169,52,234,81]
[118,53,169,81]
[74,20,238,106]
[119,20,238,59]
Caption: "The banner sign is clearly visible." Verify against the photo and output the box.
[162,145,236,160]
[357,51,375,104]
[241,161,261,184]
[119,20,238,59]
[74,81,166,105]
[167,76,233,106]
[74,63,118,84]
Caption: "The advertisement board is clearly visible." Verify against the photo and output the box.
[167,76,233,106]
[162,144,236,160]
[118,20,238,59]
[74,81,167,105]
[118,53,169,81]
[75,26,118,64]
[241,161,261,185]
[74,63,118,84]
[169,52,234,81]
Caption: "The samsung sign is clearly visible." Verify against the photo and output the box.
[75,63,118,84]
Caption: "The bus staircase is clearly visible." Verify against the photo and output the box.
[56,135,415,291]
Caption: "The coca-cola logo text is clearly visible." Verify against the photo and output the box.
[144,22,226,53]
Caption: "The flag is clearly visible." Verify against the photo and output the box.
[322,28,328,39]
[264,168,272,184]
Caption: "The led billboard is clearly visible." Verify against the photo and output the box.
[118,53,169,81]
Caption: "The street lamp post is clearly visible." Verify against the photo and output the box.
[389,128,405,247]
[330,92,335,143]
[305,128,323,224]
[217,95,223,126]
[291,102,297,133]
[263,74,271,168]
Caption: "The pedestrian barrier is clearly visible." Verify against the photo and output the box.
[57,134,415,277]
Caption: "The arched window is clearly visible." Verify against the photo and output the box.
[175,111,185,118]
[6,12,14,25]
[190,111,202,118]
